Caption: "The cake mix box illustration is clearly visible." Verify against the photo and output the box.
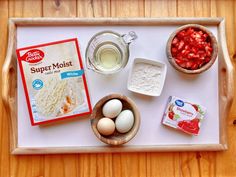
[16,38,92,125]
[162,96,206,135]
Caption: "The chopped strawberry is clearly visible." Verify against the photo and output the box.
[191,63,198,70]
[179,62,187,68]
[178,40,185,50]
[186,61,194,69]
[191,47,198,54]
[175,59,184,65]
[205,57,211,63]
[172,37,179,45]
[171,27,213,70]
[206,51,212,57]
[171,47,178,54]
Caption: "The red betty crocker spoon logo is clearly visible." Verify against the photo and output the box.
[21,49,44,63]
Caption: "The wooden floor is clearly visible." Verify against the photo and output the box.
[0,0,236,177]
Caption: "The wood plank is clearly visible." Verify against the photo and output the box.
[111,0,144,17]
[78,153,113,177]
[9,0,42,17]
[111,153,147,177]
[43,0,77,17]
[7,1,44,177]
[42,1,78,176]
[110,1,146,177]
[78,154,97,177]
[31,156,45,177]
[147,153,179,177]
[145,0,177,17]
[144,1,180,177]
[0,1,236,177]
[97,154,113,177]
[10,156,44,177]
[76,5,111,177]
[211,1,236,177]
[44,155,78,177]
[180,152,216,177]
[211,0,236,65]
[77,0,110,17]
[176,1,217,177]
[177,0,211,17]
[112,153,122,177]
[0,1,10,177]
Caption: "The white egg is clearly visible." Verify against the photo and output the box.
[115,110,134,133]
[97,117,115,136]
[102,99,122,118]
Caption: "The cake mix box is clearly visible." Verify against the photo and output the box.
[162,96,207,135]
[16,38,92,125]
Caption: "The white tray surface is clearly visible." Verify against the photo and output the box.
[17,25,219,148]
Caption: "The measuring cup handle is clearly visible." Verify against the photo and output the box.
[86,57,101,73]
[86,57,95,70]
[122,31,138,44]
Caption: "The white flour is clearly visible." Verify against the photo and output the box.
[129,63,162,94]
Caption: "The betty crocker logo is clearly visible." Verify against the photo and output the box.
[21,49,44,63]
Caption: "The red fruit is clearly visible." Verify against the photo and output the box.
[195,33,201,39]
[179,61,187,68]
[199,31,203,35]
[184,45,190,50]
[205,44,213,51]
[171,27,213,70]
[171,47,178,55]
[203,33,208,38]
[191,47,198,54]
[186,61,194,69]
[187,53,194,59]
[191,63,198,70]
[178,40,185,50]
[175,58,184,65]
[177,31,185,38]
[205,57,211,63]
[168,112,174,119]
[172,37,178,45]
[206,51,212,57]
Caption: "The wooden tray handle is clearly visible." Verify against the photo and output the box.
[220,64,234,102]
[219,20,234,108]
[2,20,17,111]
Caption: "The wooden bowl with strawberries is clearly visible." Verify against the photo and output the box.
[166,24,218,74]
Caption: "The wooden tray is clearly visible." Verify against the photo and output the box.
[2,18,234,154]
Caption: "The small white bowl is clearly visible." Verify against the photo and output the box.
[127,58,167,96]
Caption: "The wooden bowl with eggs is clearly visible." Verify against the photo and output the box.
[90,93,140,145]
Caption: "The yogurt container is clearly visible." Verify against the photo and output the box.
[162,96,207,136]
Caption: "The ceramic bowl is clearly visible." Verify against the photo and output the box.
[127,58,167,96]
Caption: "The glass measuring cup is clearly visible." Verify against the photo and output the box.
[85,30,137,74]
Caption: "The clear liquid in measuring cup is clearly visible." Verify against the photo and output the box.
[93,42,123,72]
